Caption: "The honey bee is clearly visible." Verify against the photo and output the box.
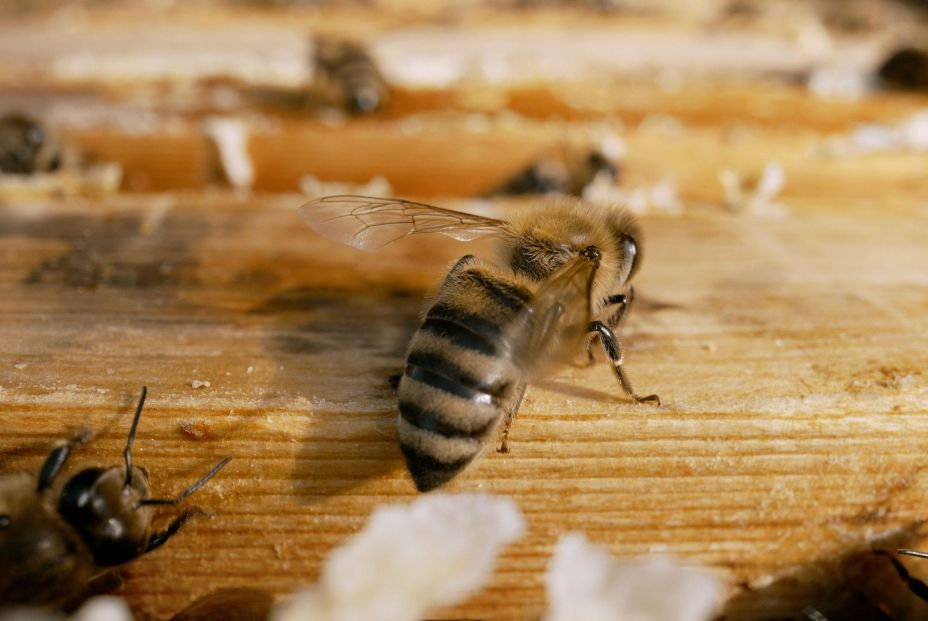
[487,148,618,198]
[878,47,928,91]
[299,195,659,491]
[0,387,231,607]
[311,36,390,115]
[0,113,61,175]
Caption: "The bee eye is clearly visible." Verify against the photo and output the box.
[0,514,10,528]
[622,236,640,281]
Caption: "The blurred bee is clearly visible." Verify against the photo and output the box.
[0,113,61,175]
[878,47,928,91]
[169,588,274,621]
[0,387,231,607]
[487,148,617,198]
[834,548,928,620]
[300,195,659,491]
[311,36,390,115]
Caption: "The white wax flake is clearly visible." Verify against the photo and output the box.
[71,597,133,621]
[0,597,133,621]
[191,380,211,389]
[13,363,28,370]
[828,110,928,155]
[544,533,722,621]
[583,175,683,216]
[202,116,254,191]
[807,65,870,100]
[273,494,524,621]
[299,175,392,198]
[718,161,787,216]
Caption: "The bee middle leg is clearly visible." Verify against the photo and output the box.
[585,288,633,364]
[588,320,660,406]
[497,381,527,454]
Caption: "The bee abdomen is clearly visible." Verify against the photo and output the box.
[397,267,532,491]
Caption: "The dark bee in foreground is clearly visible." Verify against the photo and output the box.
[0,387,231,607]
[300,195,659,491]
[0,113,61,175]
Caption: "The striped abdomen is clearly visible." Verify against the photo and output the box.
[397,257,531,492]
[313,38,388,114]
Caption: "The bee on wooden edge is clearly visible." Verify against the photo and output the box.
[0,387,231,608]
[310,36,390,115]
[299,195,659,492]
[0,113,61,176]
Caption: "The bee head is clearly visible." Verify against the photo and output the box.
[58,465,154,566]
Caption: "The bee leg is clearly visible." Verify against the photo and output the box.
[589,320,660,406]
[584,332,600,366]
[143,510,199,554]
[37,429,93,492]
[876,550,928,602]
[497,381,527,454]
[605,286,634,328]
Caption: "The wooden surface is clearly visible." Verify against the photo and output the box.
[2,2,928,619]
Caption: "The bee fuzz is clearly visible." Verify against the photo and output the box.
[273,494,524,621]
[544,533,722,621]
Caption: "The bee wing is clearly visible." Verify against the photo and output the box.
[505,252,598,379]
[299,195,513,251]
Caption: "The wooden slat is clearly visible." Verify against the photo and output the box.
[2,188,927,618]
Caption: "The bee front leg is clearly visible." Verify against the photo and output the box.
[588,320,659,406]
[143,510,198,554]
[497,381,527,454]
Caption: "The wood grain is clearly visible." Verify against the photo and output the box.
[2,2,928,619]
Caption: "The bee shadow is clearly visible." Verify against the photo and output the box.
[250,284,424,503]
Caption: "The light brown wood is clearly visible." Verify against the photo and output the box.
[2,2,928,619]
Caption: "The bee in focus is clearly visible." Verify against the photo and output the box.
[487,147,618,198]
[0,387,231,607]
[0,113,61,175]
[311,36,390,115]
[300,195,659,491]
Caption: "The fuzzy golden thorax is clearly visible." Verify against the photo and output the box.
[499,198,643,318]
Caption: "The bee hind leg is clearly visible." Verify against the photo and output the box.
[588,320,659,406]
[497,381,527,454]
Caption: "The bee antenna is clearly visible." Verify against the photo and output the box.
[898,548,928,559]
[140,456,232,506]
[124,386,147,489]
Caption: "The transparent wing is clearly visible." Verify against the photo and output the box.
[299,195,513,251]
[505,252,598,379]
